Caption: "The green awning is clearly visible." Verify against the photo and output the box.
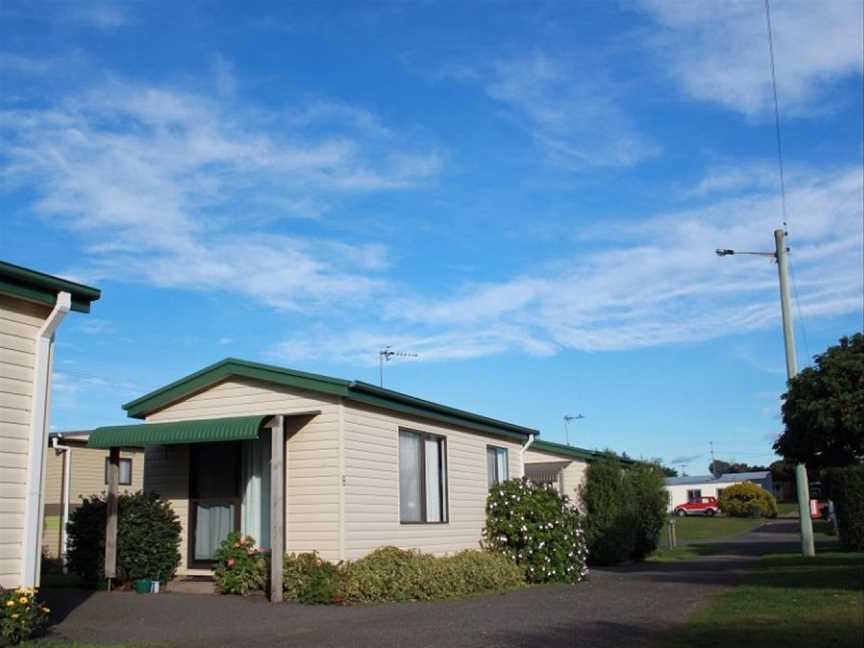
[87,415,271,448]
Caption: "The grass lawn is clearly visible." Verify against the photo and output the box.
[651,517,838,562]
[658,551,864,648]
[21,643,160,648]
[663,515,766,543]
[776,502,800,517]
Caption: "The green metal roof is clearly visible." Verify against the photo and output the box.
[87,415,271,448]
[0,260,101,313]
[531,439,636,466]
[122,358,538,441]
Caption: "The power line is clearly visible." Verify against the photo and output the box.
[764,0,813,364]
[764,0,788,229]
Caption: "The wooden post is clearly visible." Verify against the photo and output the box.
[269,416,284,603]
[104,446,120,586]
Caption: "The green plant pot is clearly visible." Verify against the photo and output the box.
[133,579,151,594]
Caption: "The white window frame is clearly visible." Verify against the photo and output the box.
[398,429,448,524]
[487,446,509,487]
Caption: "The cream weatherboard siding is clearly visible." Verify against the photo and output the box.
[143,376,341,571]
[0,294,50,588]
[524,447,589,509]
[42,443,143,558]
[341,401,522,560]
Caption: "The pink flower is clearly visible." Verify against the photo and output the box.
[227,559,236,568]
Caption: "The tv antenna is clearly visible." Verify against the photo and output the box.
[563,414,585,446]
[378,346,418,387]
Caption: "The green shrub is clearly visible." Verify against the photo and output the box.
[213,532,268,595]
[342,546,432,602]
[580,459,671,565]
[627,463,670,559]
[718,482,778,518]
[283,552,342,604]
[0,587,49,645]
[823,465,864,550]
[66,491,181,587]
[581,459,636,565]
[341,546,524,603]
[483,478,588,583]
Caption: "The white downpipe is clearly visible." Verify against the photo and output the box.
[22,292,71,587]
[50,436,72,571]
[519,433,535,478]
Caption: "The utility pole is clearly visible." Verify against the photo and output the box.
[775,229,816,557]
[715,229,815,557]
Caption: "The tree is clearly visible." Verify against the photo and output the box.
[775,333,864,470]
[708,459,732,476]
[709,459,769,476]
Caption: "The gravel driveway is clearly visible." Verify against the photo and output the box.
[39,521,808,648]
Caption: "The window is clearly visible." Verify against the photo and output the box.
[687,489,702,503]
[399,429,447,523]
[486,446,509,487]
[105,457,132,486]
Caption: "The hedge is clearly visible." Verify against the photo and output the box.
[212,540,525,603]
[823,465,864,550]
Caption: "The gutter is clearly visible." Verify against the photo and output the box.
[519,433,535,478]
[49,436,72,572]
[22,291,71,587]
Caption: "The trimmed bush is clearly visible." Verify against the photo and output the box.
[627,463,670,560]
[213,532,268,595]
[283,552,342,604]
[581,459,635,565]
[718,482,778,518]
[66,491,181,587]
[823,465,864,550]
[0,587,49,645]
[580,459,671,565]
[341,547,524,603]
[483,478,588,583]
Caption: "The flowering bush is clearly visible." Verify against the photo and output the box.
[213,532,268,595]
[0,587,49,645]
[483,478,588,584]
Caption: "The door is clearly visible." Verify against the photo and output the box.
[189,442,241,567]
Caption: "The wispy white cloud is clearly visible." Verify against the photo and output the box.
[637,0,864,116]
[69,1,132,31]
[445,51,659,168]
[1,77,440,310]
[78,318,116,336]
[273,164,863,361]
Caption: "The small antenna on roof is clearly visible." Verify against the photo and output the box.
[378,346,418,387]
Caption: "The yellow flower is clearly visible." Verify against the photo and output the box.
[10,613,19,620]
[41,606,51,614]
[18,597,28,604]
[4,600,14,607]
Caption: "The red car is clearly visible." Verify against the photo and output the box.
[674,496,719,517]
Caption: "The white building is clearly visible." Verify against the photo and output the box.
[664,471,773,512]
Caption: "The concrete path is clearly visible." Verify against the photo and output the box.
[38,521,813,648]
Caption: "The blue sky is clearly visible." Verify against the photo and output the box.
[2,1,862,476]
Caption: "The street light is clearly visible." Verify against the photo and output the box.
[563,414,584,446]
[716,228,814,557]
